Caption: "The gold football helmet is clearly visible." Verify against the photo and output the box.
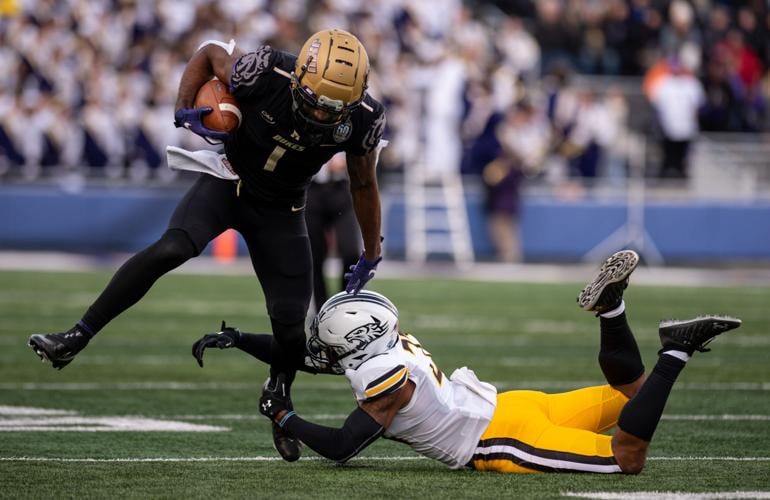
[291,29,369,134]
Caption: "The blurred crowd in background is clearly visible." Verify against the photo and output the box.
[0,0,768,185]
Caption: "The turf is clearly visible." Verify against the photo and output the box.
[0,269,768,499]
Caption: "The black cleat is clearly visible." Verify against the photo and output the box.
[658,315,742,354]
[578,250,639,314]
[28,327,90,370]
[263,376,303,462]
[272,422,303,462]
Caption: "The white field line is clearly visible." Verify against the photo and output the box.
[661,414,770,421]
[160,413,349,421]
[3,381,770,391]
[0,416,228,432]
[0,456,768,464]
[0,406,228,432]
[0,405,76,416]
[563,492,770,500]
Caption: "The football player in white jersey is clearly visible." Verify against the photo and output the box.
[194,250,741,474]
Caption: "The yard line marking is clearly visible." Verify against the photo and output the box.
[0,456,767,463]
[0,406,228,432]
[661,414,770,421]
[0,418,228,432]
[3,381,769,391]
[492,382,770,391]
[160,414,348,421]
[647,456,770,462]
[563,492,770,499]
[0,405,76,416]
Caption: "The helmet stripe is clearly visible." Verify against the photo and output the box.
[321,292,397,316]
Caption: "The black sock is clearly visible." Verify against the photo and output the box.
[617,353,686,441]
[598,312,645,386]
[75,320,95,339]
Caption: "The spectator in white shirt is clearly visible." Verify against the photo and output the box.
[649,59,705,178]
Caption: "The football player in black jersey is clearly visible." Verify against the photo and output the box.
[28,29,386,462]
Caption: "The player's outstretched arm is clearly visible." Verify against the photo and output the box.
[260,377,413,462]
[345,150,383,293]
[192,328,321,374]
[346,150,382,263]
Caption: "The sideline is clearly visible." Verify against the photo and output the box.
[2,252,770,287]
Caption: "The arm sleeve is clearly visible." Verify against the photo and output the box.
[237,333,318,374]
[283,407,384,463]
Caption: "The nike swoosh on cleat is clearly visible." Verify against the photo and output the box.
[290,205,305,212]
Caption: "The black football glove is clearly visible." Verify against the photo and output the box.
[259,373,292,423]
[192,321,242,368]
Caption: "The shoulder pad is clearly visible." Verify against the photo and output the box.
[230,46,276,96]
[347,352,409,402]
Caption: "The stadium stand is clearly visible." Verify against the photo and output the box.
[1,0,769,263]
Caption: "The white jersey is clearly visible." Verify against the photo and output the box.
[345,332,497,469]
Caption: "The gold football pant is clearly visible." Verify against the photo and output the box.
[470,385,628,473]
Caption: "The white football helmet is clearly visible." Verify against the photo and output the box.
[306,291,399,374]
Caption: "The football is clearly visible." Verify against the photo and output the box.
[194,79,241,133]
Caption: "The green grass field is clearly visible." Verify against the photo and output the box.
[1,269,769,499]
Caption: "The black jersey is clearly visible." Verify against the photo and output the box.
[225,46,386,207]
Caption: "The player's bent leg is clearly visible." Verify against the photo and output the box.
[579,250,645,398]
[28,229,200,369]
[545,385,628,433]
[611,429,649,474]
[83,229,200,331]
[470,390,624,474]
[616,315,742,447]
[28,176,236,370]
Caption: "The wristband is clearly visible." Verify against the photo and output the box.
[278,410,296,428]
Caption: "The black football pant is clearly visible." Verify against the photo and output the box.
[305,180,361,311]
[81,174,312,386]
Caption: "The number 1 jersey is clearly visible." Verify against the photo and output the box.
[226,45,386,207]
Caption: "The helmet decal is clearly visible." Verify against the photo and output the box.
[306,39,321,74]
[291,29,369,141]
[333,120,352,143]
[306,291,399,373]
[343,316,390,351]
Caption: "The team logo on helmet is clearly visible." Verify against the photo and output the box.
[306,39,321,73]
[333,120,352,143]
[343,316,390,350]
